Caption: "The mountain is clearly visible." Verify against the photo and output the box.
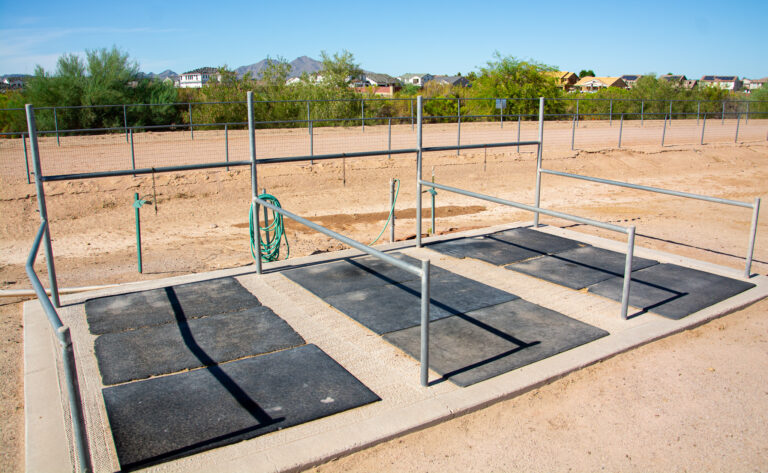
[139,69,177,79]
[234,56,323,79]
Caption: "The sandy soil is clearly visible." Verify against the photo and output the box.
[1,125,767,472]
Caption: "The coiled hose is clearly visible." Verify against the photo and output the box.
[249,193,289,262]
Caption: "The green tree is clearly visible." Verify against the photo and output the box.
[319,50,363,90]
[578,69,595,78]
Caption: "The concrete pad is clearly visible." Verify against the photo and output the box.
[85,278,260,334]
[506,246,659,290]
[323,268,518,335]
[102,344,380,471]
[281,253,420,298]
[94,306,306,385]
[588,263,756,319]
[384,299,609,386]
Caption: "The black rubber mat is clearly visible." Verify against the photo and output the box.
[94,306,305,385]
[587,263,756,319]
[426,228,583,266]
[324,268,518,334]
[383,299,609,387]
[85,278,260,335]
[282,253,421,298]
[103,344,380,471]
[505,246,659,290]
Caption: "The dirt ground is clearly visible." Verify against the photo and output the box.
[1,127,767,471]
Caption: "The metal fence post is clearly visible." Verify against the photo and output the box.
[735,113,741,143]
[123,104,129,143]
[60,327,92,473]
[224,124,229,171]
[390,178,396,243]
[722,101,725,125]
[134,193,143,273]
[410,99,414,131]
[620,226,636,320]
[745,197,761,278]
[534,97,544,227]
[746,101,749,125]
[701,114,707,145]
[416,96,423,248]
[661,114,667,146]
[609,99,613,126]
[500,101,503,128]
[388,118,392,159]
[310,121,314,162]
[571,114,576,150]
[517,114,521,153]
[130,128,136,175]
[361,98,365,132]
[189,103,194,140]
[696,101,700,126]
[668,100,672,126]
[575,99,580,127]
[247,91,262,275]
[23,133,31,184]
[420,258,430,387]
[457,98,461,156]
[25,104,60,307]
[618,113,624,148]
[53,107,60,146]
[641,100,644,127]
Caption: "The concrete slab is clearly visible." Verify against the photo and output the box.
[506,246,659,290]
[323,268,518,335]
[102,344,380,471]
[85,277,260,334]
[94,306,306,385]
[384,299,609,386]
[588,263,756,319]
[281,253,420,298]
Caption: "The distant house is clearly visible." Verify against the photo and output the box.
[432,75,470,87]
[742,78,767,93]
[573,76,628,92]
[700,75,742,91]
[399,73,434,87]
[546,71,579,91]
[1,76,26,90]
[659,74,698,89]
[353,72,403,96]
[178,67,221,88]
[620,75,642,88]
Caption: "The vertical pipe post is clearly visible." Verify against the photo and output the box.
[500,100,503,128]
[388,118,392,159]
[60,328,91,473]
[53,107,60,146]
[130,129,135,175]
[189,103,194,140]
[410,99,414,131]
[745,197,761,278]
[430,167,436,236]
[361,98,365,132]
[701,114,707,145]
[456,98,461,156]
[609,99,613,126]
[261,187,270,251]
[23,133,31,184]
[722,101,725,125]
[668,100,672,126]
[696,101,700,126]
[746,101,749,125]
[309,121,314,162]
[661,114,667,146]
[416,96,423,248]
[641,100,644,127]
[123,104,129,143]
[420,259,430,387]
[534,97,544,227]
[134,193,143,273]
[571,114,576,150]
[306,101,311,135]
[25,104,60,307]
[620,226,636,320]
[248,91,262,275]
[390,178,395,243]
[575,99,580,128]
[618,113,624,148]
[735,113,741,143]
[517,114,521,153]
[224,124,229,171]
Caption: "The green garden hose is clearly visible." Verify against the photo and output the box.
[369,178,400,246]
[249,194,289,262]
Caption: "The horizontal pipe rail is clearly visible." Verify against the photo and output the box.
[540,169,754,209]
[422,180,629,234]
[26,221,91,473]
[423,141,540,153]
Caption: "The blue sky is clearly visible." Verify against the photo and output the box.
[1,0,766,79]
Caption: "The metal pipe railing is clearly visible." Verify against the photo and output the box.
[539,168,760,277]
[26,221,91,473]
[421,180,636,320]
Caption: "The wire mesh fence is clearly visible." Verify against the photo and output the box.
[1,96,767,182]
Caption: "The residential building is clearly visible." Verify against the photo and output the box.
[573,76,628,92]
[178,67,221,88]
[353,72,403,96]
[546,71,579,91]
[399,73,434,87]
[743,78,767,93]
[1,76,26,90]
[659,74,698,89]
[620,75,642,88]
[431,75,470,87]
[700,75,742,91]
